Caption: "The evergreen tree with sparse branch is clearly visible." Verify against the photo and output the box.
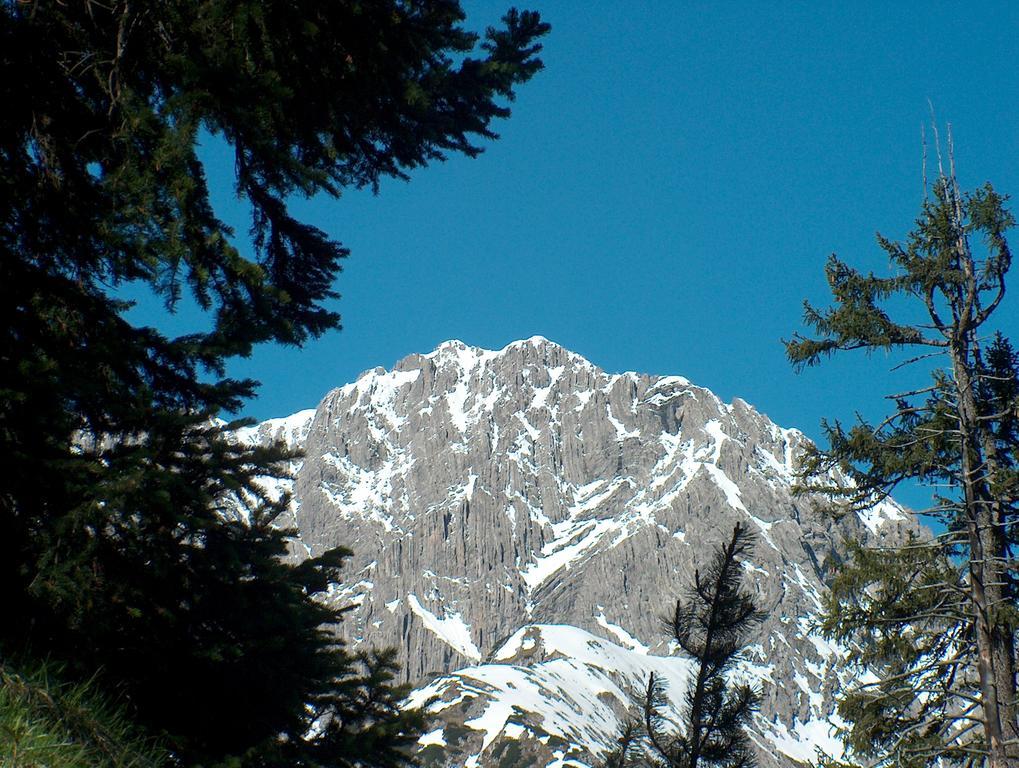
[606,524,762,768]
[0,1,548,765]
[787,148,1019,768]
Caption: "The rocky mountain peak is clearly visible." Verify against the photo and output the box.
[244,339,916,768]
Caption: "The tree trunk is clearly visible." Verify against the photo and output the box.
[953,344,1019,768]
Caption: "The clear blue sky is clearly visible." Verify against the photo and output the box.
[132,2,1019,507]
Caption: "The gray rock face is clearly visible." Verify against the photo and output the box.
[246,337,916,767]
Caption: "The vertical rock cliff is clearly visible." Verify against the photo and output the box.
[243,337,916,767]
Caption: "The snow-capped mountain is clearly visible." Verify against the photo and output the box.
[242,337,916,768]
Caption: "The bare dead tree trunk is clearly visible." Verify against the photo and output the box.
[946,189,1019,766]
[955,351,1015,768]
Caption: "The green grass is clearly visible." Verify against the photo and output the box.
[0,659,165,768]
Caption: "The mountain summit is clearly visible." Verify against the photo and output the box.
[243,338,915,767]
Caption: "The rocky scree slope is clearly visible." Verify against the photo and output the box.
[238,337,916,768]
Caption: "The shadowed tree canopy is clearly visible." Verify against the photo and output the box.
[3,0,548,364]
[0,1,548,765]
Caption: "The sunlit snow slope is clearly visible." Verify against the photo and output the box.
[245,337,916,768]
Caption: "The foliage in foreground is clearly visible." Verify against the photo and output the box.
[1,0,549,764]
[606,524,762,768]
[0,658,164,768]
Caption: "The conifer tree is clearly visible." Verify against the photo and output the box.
[787,153,1019,767]
[607,524,762,768]
[0,1,548,765]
